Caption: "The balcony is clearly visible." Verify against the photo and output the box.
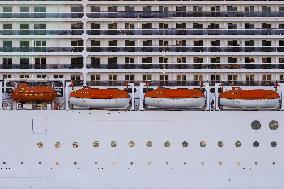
[0,12,83,18]
[86,46,284,53]
[0,30,83,35]
[86,11,284,18]
[0,64,83,69]
[86,63,282,69]
[87,29,284,36]
[0,47,84,52]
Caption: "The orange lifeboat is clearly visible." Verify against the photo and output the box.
[144,88,205,109]
[219,87,280,109]
[69,87,130,109]
[11,83,57,102]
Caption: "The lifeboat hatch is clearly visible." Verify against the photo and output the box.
[32,117,47,134]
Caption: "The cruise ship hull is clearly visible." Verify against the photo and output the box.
[0,110,283,189]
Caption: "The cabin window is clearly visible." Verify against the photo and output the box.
[251,120,261,130]
[269,120,279,130]
[111,141,117,147]
[217,141,224,147]
[182,141,188,147]
[235,141,241,147]
[271,141,277,147]
[164,141,170,148]
[253,141,259,147]
[146,141,152,147]
[200,141,206,147]
[72,142,79,148]
[37,142,43,148]
[54,142,61,149]
[129,141,135,147]
[93,141,99,148]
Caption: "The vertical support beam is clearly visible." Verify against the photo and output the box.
[139,83,145,111]
[278,83,284,110]
[214,83,221,111]
[204,82,210,111]
[65,81,70,110]
[0,81,3,110]
[129,83,135,110]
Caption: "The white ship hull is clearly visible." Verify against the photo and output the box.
[0,110,283,189]
[69,97,130,109]
[220,98,280,109]
[144,97,206,109]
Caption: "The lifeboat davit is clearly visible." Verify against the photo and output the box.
[69,87,130,109]
[11,83,57,102]
[219,87,280,109]
[144,88,206,109]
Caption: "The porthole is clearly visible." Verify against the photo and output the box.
[37,142,43,148]
[235,141,241,147]
[218,141,224,148]
[218,161,223,166]
[93,141,99,148]
[111,141,117,147]
[129,141,135,147]
[253,141,259,147]
[73,162,77,165]
[271,141,277,147]
[255,161,258,165]
[72,142,79,148]
[269,120,279,130]
[130,162,133,165]
[200,141,206,147]
[251,120,261,130]
[146,141,152,147]
[54,142,61,149]
[164,141,170,148]
[182,141,188,147]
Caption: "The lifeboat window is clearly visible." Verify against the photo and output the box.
[271,141,277,147]
[93,141,99,148]
[235,141,241,147]
[129,141,135,148]
[182,141,188,147]
[54,142,61,149]
[269,120,279,130]
[111,141,117,147]
[37,142,43,148]
[164,141,170,148]
[253,141,259,147]
[217,141,224,148]
[72,142,79,148]
[146,141,152,147]
[251,120,261,130]
[200,141,206,147]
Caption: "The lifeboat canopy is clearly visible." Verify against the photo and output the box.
[11,83,57,102]
[69,87,130,109]
[219,87,280,109]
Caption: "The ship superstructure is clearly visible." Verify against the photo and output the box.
[0,0,284,189]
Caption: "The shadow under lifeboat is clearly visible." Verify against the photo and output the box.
[144,88,206,109]
[69,87,130,109]
[219,87,280,109]
[11,83,57,102]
